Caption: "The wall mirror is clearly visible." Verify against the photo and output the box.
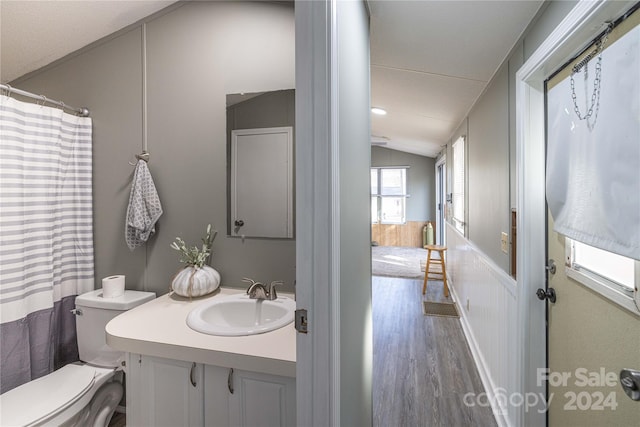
[227,89,295,239]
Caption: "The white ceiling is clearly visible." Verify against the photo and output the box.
[369,0,544,157]
[1,0,544,158]
[0,0,177,83]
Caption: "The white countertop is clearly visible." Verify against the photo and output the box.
[106,287,296,377]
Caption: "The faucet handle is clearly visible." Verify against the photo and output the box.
[268,281,284,300]
[244,277,266,299]
[247,282,268,299]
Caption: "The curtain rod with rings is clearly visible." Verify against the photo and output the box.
[0,83,90,117]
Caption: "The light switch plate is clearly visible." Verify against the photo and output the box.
[501,232,509,253]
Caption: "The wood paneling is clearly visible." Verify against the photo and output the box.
[371,221,434,247]
[446,223,519,426]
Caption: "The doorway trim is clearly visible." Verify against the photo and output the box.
[435,155,446,246]
[515,1,635,425]
[295,1,339,425]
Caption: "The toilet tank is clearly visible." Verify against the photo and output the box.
[75,289,155,367]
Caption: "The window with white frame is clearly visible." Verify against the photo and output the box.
[566,238,639,314]
[451,136,465,234]
[371,167,408,224]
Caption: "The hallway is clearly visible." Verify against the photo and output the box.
[372,275,496,426]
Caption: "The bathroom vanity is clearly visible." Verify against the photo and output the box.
[106,287,296,427]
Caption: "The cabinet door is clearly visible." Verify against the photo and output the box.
[204,365,231,427]
[130,354,204,427]
[125,353,144,427]
[228,369,296,427]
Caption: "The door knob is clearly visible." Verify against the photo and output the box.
[234,219,245,227]
[536,287,556,303]
[620,369,640,401]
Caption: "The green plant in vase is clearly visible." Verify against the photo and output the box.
[170,224,220,298]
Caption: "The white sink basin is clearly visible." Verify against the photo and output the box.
[186,293,296,336]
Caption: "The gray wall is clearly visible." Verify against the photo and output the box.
[14,1,296,294]
[444,0,578,274]
[227,90,295,132]
[467,62,510,270]
[371,146,436,222]
[338,1,372,425]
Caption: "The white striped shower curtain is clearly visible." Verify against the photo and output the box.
[0,94,94,393]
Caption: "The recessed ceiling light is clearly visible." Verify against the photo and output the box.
[371,107,387,116]
[371,136,390,146]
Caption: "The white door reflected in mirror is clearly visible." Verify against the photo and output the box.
[230,126,293,239]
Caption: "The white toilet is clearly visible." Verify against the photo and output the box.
[0,289,154,427]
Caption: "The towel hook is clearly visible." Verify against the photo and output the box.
[129,150,150,166]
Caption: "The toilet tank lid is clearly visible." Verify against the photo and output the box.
[75,289,155,310]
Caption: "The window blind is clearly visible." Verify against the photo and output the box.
[546,13,639,260]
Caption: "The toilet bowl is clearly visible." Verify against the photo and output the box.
[0,364,119,426]
[0,289,154,426]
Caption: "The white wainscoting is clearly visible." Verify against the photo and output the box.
[446,223,518,427]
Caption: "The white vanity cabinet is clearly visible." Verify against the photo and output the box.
[204,365,296,427]
[126,354,204,427]
[107,291,296,427]
[126,353,295,427]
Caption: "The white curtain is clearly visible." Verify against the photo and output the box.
[0,94,94,392]
[546,24,640,261]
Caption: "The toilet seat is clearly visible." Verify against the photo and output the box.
[0,364,114,426]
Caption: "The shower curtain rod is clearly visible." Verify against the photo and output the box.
[1,83,90,117]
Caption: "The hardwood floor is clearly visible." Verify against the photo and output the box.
[373,276,497,427]
[108,411,126,427]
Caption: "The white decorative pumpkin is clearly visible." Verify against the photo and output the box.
[171,265,220,298]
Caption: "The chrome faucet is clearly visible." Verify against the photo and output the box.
[243,278,283,301]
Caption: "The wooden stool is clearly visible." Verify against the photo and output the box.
[422,244,449,297]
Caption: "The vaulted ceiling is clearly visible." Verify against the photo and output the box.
[369,0,544,156]
[0,0,177,83]
[1,0,544,158]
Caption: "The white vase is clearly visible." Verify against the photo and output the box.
[171,265,220,298]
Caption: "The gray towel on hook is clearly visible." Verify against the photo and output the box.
[126,159,163,250]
